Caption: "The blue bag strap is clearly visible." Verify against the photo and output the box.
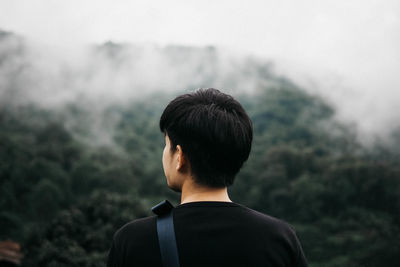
[152,200,180,267]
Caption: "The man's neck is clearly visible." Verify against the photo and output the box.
[180,179,231,204]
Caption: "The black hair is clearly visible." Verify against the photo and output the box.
[160,88,253,187]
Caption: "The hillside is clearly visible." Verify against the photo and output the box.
[0,30,399,267]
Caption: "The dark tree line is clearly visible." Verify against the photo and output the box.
[1,86,399,267]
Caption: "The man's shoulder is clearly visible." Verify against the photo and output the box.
[109,216,162,266]
[175,201,297,238]
[113,215,157,243]
[236,204,298,237]
[236,205,307,265]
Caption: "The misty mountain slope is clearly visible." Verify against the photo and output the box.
[0,29,284,107]
[2,27,400,146]
[1,29,400,267]
[1,84,399,267]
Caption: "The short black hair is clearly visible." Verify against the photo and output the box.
[160,88,253,187]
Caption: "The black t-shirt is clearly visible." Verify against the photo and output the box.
[107,201,308,267]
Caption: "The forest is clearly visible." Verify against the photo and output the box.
[1,29,400,267]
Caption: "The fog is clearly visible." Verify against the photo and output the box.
[0,32,272,105]
[1,0,399,145]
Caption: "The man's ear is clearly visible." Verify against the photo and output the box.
[176,145,186,170]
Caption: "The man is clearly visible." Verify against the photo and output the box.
[107,88,308,267]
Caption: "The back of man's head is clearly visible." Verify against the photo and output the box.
[160,88,253,188]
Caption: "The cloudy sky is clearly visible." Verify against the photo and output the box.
[1,0,399,138]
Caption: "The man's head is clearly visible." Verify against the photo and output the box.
[160,88,253,189]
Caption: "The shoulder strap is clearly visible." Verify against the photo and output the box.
[152,200,180,267]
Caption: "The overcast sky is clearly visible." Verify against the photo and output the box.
[1,0,399,138]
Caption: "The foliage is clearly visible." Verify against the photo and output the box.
[0,85,399,267]
[22,191,147,267]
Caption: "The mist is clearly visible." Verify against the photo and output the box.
[1,26,399,149]
[1,29,283,146]
[0,30,270,104]
[1,0,400,145]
